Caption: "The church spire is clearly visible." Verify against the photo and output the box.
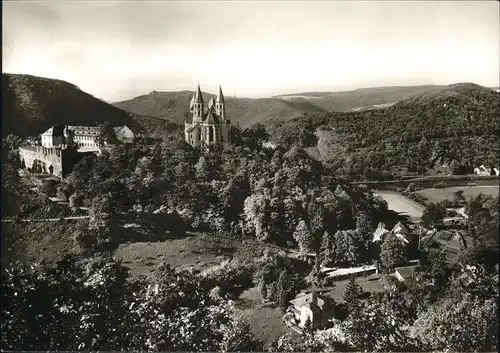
[194,83,204,103]
[216,85,225,103]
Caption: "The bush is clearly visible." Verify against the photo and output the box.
[439,199,453,208]
[433,182,447,189]
[40,180,57,197]
[69,193,84,209]
[201,260,254,299]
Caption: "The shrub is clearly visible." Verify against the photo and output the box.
[433,182,447,189]
[40,180,57,197]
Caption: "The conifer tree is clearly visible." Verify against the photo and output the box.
[277,269,290,313]
[343,276,362,313]
[258,277,267,301]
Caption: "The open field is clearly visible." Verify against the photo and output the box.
[114,232,265,280]
[417,185,499,204]
[374,190,425,220]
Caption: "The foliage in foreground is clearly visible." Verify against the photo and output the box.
[1,257,263,351]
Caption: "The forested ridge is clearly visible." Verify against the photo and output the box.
[271,83,499,179]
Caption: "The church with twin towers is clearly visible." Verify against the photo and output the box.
[185,84,231,149]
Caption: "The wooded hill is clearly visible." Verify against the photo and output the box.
[270,83,500,179]
[113,90,328,128]
[1,73,176,137]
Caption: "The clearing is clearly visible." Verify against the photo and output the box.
[416,185,499,204]
[114,232,266,280]
[374,190,425,220]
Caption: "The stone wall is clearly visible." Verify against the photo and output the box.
[19,146,63,177]
[19,146,96,179]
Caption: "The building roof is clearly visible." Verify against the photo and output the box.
[395,265,420,279]
[289,292,325,309]
[67,125,100,136]
[186,123,201,133]
[204,111,220,125]
[194,84,204,103]
[113,125,134,135]
[42,125,65,136]
[392,221,409,235]
[216,85,225,103]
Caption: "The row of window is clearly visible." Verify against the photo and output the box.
[75,135,97,140]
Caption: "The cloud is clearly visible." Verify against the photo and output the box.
[3,1,499,100]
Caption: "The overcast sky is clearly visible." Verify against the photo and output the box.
[3,1,499,101]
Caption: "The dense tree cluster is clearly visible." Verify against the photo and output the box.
[57,129,389,253]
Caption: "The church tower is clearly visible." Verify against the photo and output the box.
[215,85,226,119]
[192,83,204,122]
[185,83,231,149]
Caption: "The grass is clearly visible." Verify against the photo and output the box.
[322,276,386,303]
[416,185,499,204]
[2,220,77,266]
[235,287,292,348]
[114,232,291,346]
[113,231,265,280]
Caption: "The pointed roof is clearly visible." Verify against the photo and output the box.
[373,222,390,242]
[204,111,220,125]
[216,85,225,103]
[194,83,204,103]
[392,221,408,235]
[208,97,215,110]
[189,95,195,109]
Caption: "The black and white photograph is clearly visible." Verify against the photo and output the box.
[2,0,499,351]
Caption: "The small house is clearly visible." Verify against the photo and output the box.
[288,292,334,329]
[394,265,420,282]
[113,125,135,144]
[421,230,472,263]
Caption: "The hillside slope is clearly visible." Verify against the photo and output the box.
[272,83,500,178]
[113,91,329,128]
[275,85,447,112]
[1,73,170,137]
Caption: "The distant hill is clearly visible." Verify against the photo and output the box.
[2,73,173,137]
[274,85,447,112]
[272,82,500,178]
[113,90,329,128]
